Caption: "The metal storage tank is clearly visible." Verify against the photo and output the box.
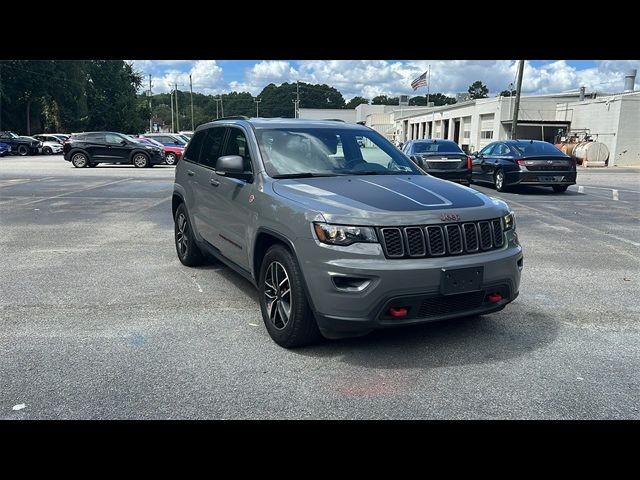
[573,141,610,165]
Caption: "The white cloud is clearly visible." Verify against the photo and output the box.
[147,60,224,95]
[230,61,299,95]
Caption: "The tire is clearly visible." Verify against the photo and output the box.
[552,185,569,193]
[17,145,29,156]
[494,169,506,192]
[165,153,177,165]
[174,203,206,267]
[258,244,322,348]
[71,152,88,168]
[132,153,149,168]
[43,146,52,155]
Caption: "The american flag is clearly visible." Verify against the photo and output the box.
[411,71,428,91]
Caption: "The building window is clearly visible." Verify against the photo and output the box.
[481,130,494,139]
[463,130,471,139]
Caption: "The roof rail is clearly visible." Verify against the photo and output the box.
[214,116,250,122]
[322,118,345,122]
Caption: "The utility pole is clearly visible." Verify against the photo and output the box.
[511,60,525,140]
[170,88,175,133]
[254,97,261,117]
[174,82,180,132]
[215,97,220,119]
[189,74,194,131]
[148,74,153,133]
[295,80,300,118]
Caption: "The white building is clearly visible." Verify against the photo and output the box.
[389,90,640,166]
[299,108,357,123]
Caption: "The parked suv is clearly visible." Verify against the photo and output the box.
[173,118,523,347]
[0,131,43,156]
[63,132,165,167]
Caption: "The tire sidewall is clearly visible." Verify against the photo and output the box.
[174,203,205,266]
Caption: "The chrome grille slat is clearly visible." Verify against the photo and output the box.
[379,218,504,259]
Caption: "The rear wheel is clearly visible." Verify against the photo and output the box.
[552,185,569,193]
[174,203,206,267]
[43,146,52,155]
[132,153,149,168]
[71,152,88,168]
[259,245,322,348]
[494,169,506,192]
[17,145,29,156]
[165,152,177,165]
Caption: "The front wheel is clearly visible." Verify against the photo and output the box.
[494,169,506,192]
[132,153,149,168]
[43,146,52,155]
[552,185,569,193]
[165,153,177,165]
[259,245,321,348]
[17,145,29,156]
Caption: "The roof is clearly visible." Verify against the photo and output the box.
[198,117,369,131]
[503,139,547,144]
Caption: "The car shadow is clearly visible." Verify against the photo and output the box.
[472,183,580,196]
[293,306,559,370]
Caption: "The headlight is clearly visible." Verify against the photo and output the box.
[503,212,516,231]
[313,223,378,246]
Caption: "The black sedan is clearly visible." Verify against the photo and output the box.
[402,139,471,184]
[471,140,577,193]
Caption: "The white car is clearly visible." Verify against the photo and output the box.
[41,141,63,155]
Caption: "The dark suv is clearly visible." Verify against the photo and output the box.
[173,117,523,348]
[63,132,165,168]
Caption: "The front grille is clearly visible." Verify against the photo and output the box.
[379,218,504,259]
[416,291,486,318]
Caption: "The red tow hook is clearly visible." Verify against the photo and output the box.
[389,307,408,318]
[487,293,502,303]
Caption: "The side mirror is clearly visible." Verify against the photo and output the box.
[216,155,252,181]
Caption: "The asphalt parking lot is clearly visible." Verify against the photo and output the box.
[1,155,638,419]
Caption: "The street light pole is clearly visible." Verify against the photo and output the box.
[511,60,525,139]
[189,74,194,131]
[254,97,261,117]
[174,82,180,132]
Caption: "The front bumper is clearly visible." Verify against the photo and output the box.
[150,151,166,165]
[506,169,576,186]
[296,232,523,338]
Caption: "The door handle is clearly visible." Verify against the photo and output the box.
[187,170,195,176]
[210,178,220,187]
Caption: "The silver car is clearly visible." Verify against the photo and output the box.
[172,117,523,347]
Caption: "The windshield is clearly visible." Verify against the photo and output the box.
[412,141,462,154]
[512,142,564,156]
[256,127,421,177]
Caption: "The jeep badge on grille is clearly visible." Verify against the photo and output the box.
[440,213,461,222]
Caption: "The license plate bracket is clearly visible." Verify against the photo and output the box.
[538,175,565,182]
[440,266,484,295]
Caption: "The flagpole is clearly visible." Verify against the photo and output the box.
[426,65,431,107]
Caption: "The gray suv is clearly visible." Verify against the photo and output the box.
[172,117,523,347]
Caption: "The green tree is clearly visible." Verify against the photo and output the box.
[371,95,398,105]
[499,89,516,97]
[345,96,369,109]
[468,80,489,99]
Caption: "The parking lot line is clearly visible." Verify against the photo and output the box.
[20,178,134,206]
[0,176,57,188]
[507,197,640,251]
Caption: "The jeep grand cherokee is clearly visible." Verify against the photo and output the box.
[172,117,523,347]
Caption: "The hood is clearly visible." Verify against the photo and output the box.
[272,174,508,226]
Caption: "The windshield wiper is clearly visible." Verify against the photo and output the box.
[272,172,346,179]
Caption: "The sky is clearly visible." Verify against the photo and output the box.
[128,60,640,100]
